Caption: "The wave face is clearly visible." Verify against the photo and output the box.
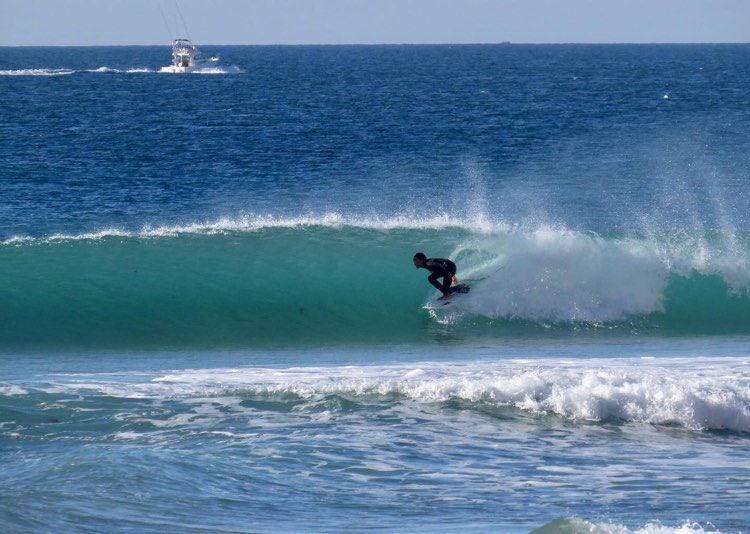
[3,217,750,350]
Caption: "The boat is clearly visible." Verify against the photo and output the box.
[159,39,220,73]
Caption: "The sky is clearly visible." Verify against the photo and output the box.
[1,0,749,47]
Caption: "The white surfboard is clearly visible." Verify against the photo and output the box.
[422,285,470,310]
[423,298,458,310]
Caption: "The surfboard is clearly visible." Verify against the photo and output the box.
[423,297,460,310]
[422,285,470,310]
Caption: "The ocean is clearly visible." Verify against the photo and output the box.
[1,43,749,533]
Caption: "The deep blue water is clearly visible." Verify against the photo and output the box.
[1,44,750,533]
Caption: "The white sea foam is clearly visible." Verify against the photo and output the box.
[44,357,750,433]
[0,67,150,76]
[534,518,724,534]
[0,66,194,76]
[88,66,120,73]
[0,68,75,76]
[0,212,503,245]
[158,65,243,75]
[2,228,133,245]
[194,65,243,74]
[165,212,500,233]
[0,384,28,396]
[85,66,153,74]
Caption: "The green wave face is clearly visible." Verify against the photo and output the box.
[2,222,750,350]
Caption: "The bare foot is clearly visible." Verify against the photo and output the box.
[438,294,453,301]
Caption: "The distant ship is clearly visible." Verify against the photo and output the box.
[159,39,220,73]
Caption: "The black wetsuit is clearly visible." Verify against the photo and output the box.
[424,258,457,295]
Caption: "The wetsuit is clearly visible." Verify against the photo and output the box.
[424,258,457,295]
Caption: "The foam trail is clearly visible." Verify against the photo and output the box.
[0,67,229,76]
[0,68,75,76]
[532,518,726,533]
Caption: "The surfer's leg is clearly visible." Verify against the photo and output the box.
[439,276,452,295]
[444,265,458,294]
[428,272,453,295]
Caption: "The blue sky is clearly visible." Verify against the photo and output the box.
[2,0,749,46]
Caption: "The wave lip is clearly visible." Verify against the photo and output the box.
[1,211,503,244]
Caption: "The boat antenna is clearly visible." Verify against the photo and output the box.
[175,0,192,41]
[158,2,174,41]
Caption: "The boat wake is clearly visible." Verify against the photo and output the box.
[0,68,76,76]
[0,66,242,76]
[158,65,243,75]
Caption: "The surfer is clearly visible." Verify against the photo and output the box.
[413,253,462,300]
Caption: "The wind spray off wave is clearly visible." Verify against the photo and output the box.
[455,223,750,328]
[453,227,669,323]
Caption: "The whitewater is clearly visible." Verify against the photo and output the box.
[2,44,750,533]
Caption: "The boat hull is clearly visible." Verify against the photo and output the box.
[160,58,220,73]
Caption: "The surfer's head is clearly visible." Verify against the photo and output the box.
[413,252,427,268]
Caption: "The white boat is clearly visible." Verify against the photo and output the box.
[159,39,220,73]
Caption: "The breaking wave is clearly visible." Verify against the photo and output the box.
[2,215,750,349]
